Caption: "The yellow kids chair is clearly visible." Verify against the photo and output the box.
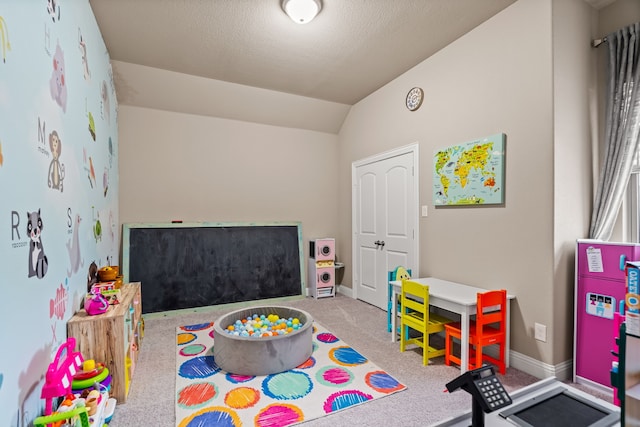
[444,289,507,374]
[399,279,454,365]
[387,266,411,333]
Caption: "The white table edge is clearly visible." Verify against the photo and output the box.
[389,277,514,373]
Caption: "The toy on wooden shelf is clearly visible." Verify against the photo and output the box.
[90,281,115,295]
[85,291,109,316]
[97,265,118,282]
[88,265,122,307]
[86,261,99,294]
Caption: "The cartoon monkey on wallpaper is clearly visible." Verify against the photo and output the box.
[27,209,48,278]
[47,130,65,192]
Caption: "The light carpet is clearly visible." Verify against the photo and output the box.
[175,321,407,427]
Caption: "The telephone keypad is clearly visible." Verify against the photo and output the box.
[473,377,512,409]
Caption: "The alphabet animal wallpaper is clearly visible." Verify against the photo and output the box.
[0,2,118,425]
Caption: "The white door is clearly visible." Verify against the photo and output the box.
[352,145,418,310]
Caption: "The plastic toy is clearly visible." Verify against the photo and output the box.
[40,338,84,416]
[97,265,118,282]
[36,338,117,426]
[33,406,90,427]
[71,366,109,390]
[85,292,109,316]
[36,338,90,427]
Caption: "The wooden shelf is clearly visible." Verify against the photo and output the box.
[67,282,143,403]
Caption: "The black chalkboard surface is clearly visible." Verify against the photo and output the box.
[122,222,305,314]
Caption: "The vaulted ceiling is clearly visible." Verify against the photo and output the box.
[89,0,521,106]
[88,0,615,133]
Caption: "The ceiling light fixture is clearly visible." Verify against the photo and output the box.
[282,0,322,24]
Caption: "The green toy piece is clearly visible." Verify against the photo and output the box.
[33,406,90,427]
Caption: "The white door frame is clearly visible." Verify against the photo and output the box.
[351,143,420,300]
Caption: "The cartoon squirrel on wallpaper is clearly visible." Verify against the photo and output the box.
[27,209,48,278]
[49,43,67,112]
[47,130,65,192]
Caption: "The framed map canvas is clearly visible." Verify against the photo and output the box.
[433,133,505,206]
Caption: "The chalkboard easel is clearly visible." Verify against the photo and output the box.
[122,222,305,314]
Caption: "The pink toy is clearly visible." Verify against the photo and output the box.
[40,337,84,416]
[85,292,109,316]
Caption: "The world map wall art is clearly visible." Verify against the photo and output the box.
[433,133,505,206]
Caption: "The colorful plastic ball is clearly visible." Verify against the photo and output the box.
[224,313,303,338]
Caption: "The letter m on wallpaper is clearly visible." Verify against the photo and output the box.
[38,117,46,145]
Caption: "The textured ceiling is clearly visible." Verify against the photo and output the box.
[89,0,519,106]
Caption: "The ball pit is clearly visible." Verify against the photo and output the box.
[223,312,303,338]
[213,306,314,376]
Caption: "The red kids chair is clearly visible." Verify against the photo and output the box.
[444,289,507,374]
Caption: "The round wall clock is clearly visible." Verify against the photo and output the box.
[406,87,424,111]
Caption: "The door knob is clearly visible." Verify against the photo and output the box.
[379,240,385,248]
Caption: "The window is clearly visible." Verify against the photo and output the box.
[622,79,640,243]
[627,149,640,243]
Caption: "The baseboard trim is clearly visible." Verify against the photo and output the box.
[574,375,615,395]
[337,285,353,298]
[509,351,572,381]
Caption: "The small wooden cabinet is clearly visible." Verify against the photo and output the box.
[67,282,143,403]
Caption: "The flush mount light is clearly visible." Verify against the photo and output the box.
[282,0,322,24]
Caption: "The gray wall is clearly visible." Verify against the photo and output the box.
[338,0,558,369]
[552,0,594,371]
[118,105,340,249]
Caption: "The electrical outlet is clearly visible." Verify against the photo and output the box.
[534,322,547,342]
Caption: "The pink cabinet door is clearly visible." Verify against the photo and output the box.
[575,276,627,386]
[577,241,640,280]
